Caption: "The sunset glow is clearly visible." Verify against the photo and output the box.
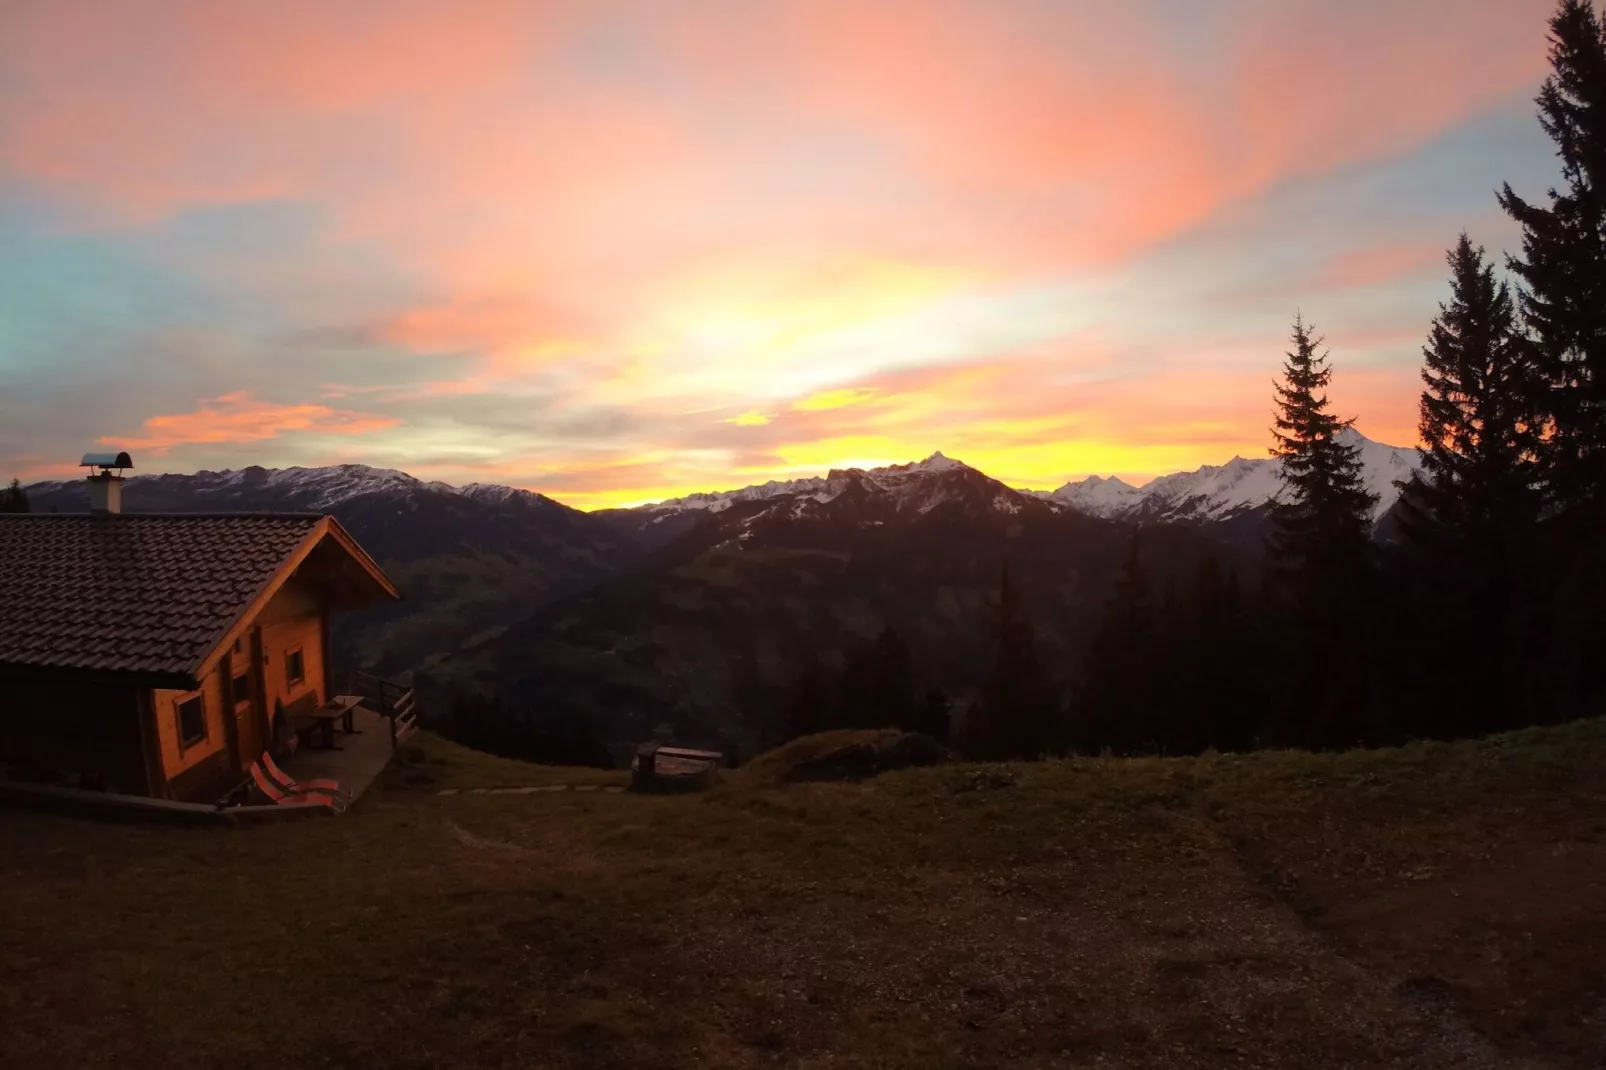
[0,0,1563,508]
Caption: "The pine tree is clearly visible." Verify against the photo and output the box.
[1389,237,1547,735]
[784,658,832,740]
[834,640,881,730]
[1405,236,1543,543]
[0,478,29,513]
[1498,0,1606,508]
[1169,555,1266,753]
[1496,0,1606,718]
[867,626,916,731]
[914,688,952,742]
[1265,315,1381,748]
[1268,315,1380,580]
[1069,535,1159,755]
[961,561,1061,760]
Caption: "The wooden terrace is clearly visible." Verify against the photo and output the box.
[280,703,399,804]
[279,674,419,805]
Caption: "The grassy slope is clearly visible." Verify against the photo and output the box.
[1,722,1602,1070]
[381,731,627,791]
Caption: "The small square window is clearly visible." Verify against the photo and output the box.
[231,672,251,709]
[285,648,306,688]
[176,695,206,748]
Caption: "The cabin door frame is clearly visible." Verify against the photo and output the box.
[229,626,269,770]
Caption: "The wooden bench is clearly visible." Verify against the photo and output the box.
[631,742,723,793]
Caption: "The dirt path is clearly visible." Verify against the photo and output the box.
[436,784,625,795]
[444,817,542,858]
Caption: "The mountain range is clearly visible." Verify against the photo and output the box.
[598,428,1421,553]
[22,430,1421,745]
[22,465,642,675]
[445,430,1419,748]
[1033,429,1421,524]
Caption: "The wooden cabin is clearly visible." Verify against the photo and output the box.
[0,495,400,803]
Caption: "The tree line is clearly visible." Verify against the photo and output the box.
[0,479,29,514]
[779,0,1606,760]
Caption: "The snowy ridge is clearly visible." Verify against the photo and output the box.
[27,462,560,513]
[1044,474,1145,517]
[209,464,559,511]
[636,451,977,517]
[28,435,1419,531]
[1033,428,1421,523]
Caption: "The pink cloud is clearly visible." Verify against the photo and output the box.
[108,391,399,454]
[1310,240,1453,292]
[0,0,1548,497]
[1,0,1553,278]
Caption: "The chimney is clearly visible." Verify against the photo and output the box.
[79,451,133,515]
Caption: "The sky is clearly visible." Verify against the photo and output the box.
[0,0,1568,509]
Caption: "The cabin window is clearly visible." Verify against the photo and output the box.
[176,695,207,749]
[231,670,251,710]
[285,648,306,688]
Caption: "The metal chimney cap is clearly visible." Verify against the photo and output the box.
[80,451,134,471]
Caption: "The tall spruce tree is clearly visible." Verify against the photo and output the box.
[1265,315,1381,748]
[1498,0,1606,508]
[961,561,1060,760]
[1497,0,1606,717]
[1268,315,1380,577]
[1403,235,1544,548]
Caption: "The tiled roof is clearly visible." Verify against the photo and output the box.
[0,514,323,680]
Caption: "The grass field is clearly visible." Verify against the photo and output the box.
[2,722,1603,1069]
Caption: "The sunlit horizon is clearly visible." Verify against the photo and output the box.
[0,1,1563,509]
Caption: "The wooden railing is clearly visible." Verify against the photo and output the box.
[349,671,419,752]
[390,688,418,750]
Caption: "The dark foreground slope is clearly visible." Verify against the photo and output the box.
[2,719,1602,1069]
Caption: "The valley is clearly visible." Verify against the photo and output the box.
[22,433,1421,755]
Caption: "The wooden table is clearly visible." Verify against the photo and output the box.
[300,707,344,750]
[302,696,365,750]
[329,694,364,733]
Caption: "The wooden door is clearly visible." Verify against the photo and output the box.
[231,628,267,769]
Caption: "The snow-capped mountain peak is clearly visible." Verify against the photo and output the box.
[1031,428,1421,524]
[25,461,564,515]
[904,450,967,474]
[635,452,983,518]
[1044,472,1146,516]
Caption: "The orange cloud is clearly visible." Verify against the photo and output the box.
[109,391,398,454]
[1,0,1540,503]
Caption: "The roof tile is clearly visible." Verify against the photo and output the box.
[0,514,322,678]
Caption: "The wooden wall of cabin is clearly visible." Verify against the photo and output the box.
[0,673,152,796]
[257,577,329,729]
[143,578,329,802]
[152,663,235,802]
